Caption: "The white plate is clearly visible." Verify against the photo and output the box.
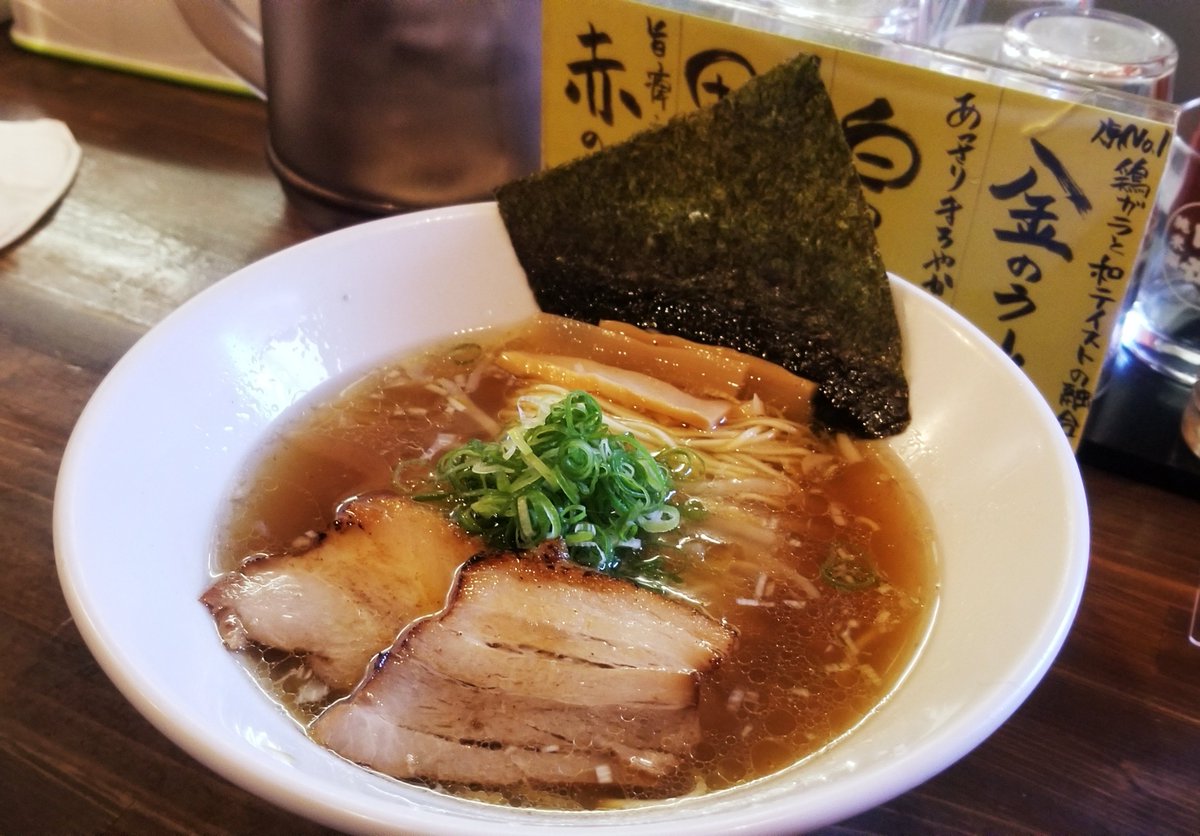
[54,202,1088,834]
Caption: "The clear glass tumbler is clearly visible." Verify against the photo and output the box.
[762,0,933,42]
[1121,98,1200,386]
[1001,7,1178,100]
[931,0,1090,63]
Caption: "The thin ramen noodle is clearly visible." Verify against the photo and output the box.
[212,315,936,808]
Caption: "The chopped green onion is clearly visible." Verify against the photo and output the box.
[656,446,705,480]
[637,505,681,533]
[820,542,879,591]
[448,342,483,365]
[412,390,691,587]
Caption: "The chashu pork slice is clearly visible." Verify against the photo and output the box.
[201,494,483,692]
[311,543,737,789]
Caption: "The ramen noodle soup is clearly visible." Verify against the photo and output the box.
[210,314,936,809]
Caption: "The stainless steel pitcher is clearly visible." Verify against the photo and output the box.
[175,0,542,228]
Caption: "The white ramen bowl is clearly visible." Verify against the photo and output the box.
[55,202,1088,834]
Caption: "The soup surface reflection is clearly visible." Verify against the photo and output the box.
[215,317,937,807]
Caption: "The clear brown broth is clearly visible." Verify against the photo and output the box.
[217,320,936,807]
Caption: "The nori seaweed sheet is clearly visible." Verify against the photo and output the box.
[495,53,909,437]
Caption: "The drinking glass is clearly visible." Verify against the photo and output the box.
[1121,98,1200,385]
[931,0,1090,63]
[1001,7,1178,100]
[763,0,933,42]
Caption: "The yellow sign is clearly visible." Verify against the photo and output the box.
[541,0,1175,447]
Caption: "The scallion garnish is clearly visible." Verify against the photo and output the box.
[415,391,688,586]
[820,542,879,591]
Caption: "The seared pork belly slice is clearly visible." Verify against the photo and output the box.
[201,494,483,692]
[311,545,737,790]
[411,622,699,708]
[333,654,702,754]
[438,550,734,673]
[314,712,681,787]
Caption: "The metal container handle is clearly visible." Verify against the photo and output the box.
[174,0,266,97]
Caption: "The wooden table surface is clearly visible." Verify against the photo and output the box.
[2,25,1198,835]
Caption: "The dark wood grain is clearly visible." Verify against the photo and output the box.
[1,23,1197,836]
